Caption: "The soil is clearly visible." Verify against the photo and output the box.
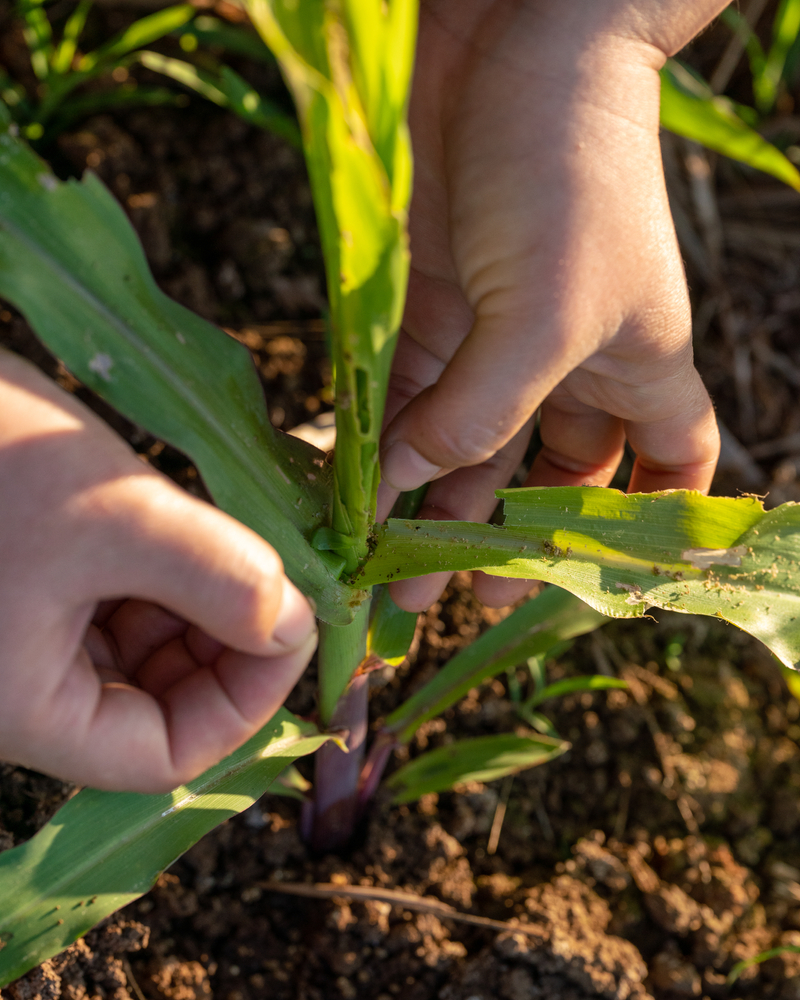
[3,7,800,1000]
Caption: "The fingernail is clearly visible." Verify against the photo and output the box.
[381,440,441,492]
[272,578,316,650]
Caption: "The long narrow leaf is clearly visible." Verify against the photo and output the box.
[384,586,606,744]
[18,0,53,81]
[0,710,332,986]
[757,0,800,112]
[526,675,628,709]
[387,732,569,804]
[141,52,299,147]
[728,945,800,985]
[358,486,800,669]
[660,59,800,189]
[51,0,93,76]
[247,0,416,571]
[0,107,356,624]
[136,50,230,105]
[77,4,195,71]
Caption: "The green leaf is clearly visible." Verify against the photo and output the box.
[264,763,312,801]
[358,486,800,670]
[51,0,93,76]
[247,0,416,570]
[0,709,332,987]
[660,59,800,190]
[526,675,628,709]
[367,584,418,667]
[138,52,302,150]
[216,64,300,146]
[756,0,800,112]
[77,4,196,72]
[0,110,357,624]
[17,0,53,82]
[136,50,228,105]
[386,732,569,804]
[384,586,607,744]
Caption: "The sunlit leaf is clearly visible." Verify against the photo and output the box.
[660,59,800,189]
[246,0,417,572]
[0,107,355,624]
[51,0,93,76]
[17,0,53,81]
[0,710,332,986]
[358,487,800,669]
[756,0,800,112]
[77,5,196,71]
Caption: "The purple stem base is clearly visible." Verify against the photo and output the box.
[309,673,369,852]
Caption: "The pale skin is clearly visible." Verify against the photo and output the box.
[0,350,316,793]
[378,0,728,611]
[0,0,726,791]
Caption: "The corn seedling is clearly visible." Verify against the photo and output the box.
[1,0,298,145]
[3,0,800,986]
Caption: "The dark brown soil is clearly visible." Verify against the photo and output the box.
[4,9,800,1000]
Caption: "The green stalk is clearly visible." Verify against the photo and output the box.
[312,603,370,851]
[318,601,370,727]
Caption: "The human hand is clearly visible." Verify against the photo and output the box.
[378,0,726,612]
[0,349,316,793]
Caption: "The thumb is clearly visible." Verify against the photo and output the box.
[380,311,571,492]
[71,472,316,657]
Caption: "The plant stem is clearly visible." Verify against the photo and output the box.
[318,600,370,727]
[311,674,369,851]
[311,601,370,851]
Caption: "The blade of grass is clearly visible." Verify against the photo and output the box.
[36,4,197,122]
[728,945,800,984]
